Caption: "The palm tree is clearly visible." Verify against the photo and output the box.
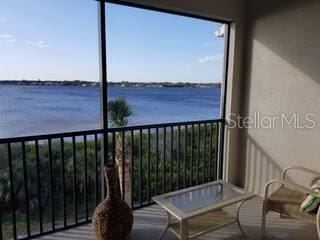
[108,97,133,127]
[108,97,133,205]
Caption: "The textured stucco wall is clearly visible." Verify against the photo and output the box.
[241,0,320,195]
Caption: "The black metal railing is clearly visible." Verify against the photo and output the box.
[0,119,223,240]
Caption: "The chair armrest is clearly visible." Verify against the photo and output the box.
[264,180,319,199]
[282,166,320,182]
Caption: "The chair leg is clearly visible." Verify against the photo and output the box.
[261,200,268,240]
[236,201,248,239]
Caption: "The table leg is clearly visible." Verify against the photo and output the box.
[158,211,171,240]
[236,200,248,239]
[180,219,188,240]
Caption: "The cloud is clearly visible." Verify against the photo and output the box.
[1,34,12,38]
[180,62,190,67]
[203,42,213,46]
[27,40,49,48]
[36,40,49,48]
[198,54,223,63]
[1,34,16,45]
[38,44,49,48]
[37,40,49,48]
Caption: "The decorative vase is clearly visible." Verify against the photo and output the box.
[92,164,133,240]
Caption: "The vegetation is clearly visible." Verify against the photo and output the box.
[108,97,134,127]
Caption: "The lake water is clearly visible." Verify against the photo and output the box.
[0,85,221,138]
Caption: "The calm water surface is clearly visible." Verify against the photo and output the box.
[0,85,221,138]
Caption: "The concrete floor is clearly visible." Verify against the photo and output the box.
[37,197,318,240]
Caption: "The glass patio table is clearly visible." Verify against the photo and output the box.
[152,180,255,240]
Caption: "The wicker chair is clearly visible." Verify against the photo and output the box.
[261,166,320,239]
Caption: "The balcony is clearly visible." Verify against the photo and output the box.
[1,119,319,240]
[1,0,320,239]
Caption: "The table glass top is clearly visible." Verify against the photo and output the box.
[166,183,242,213]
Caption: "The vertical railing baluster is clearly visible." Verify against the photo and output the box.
[112,132,116,165]
[215,123,220,180]
[147,128,151,203]
[35,141,43,233]
[60,138,67,227]
[121,131,125,201]
[130,130,134,208]
[0,214,2,240]
[72,136,78,224]
[204,124,207,183]
[177,126,181,189]
[94,134,99,206]
[209,124,213,181]
[163,127,166,193]
[7,143,17,240]
[184,125,187,188]
[155,128,159,195]
[197,124,200,185]
[139,129,143,205]
[48,139,55,230]
[22,141,31,236]
[190,124,194,186]
[84,135,88,221]
[103,133,108,199]
[131,130,134,207]
[35,140,43,232]
[170,126,173,192]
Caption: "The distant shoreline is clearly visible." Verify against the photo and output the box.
[0,80,221,88]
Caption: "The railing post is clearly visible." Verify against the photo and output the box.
[98,0,108,200]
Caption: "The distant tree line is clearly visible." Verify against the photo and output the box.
[0,80,221,88]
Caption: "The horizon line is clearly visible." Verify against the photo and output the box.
[0,79,221,84]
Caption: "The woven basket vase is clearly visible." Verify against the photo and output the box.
[92,164,133,240]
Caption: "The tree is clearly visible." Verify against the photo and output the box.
[108,97,133,205]
[108,97,133,127]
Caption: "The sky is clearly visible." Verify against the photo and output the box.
[0,0,225,83]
